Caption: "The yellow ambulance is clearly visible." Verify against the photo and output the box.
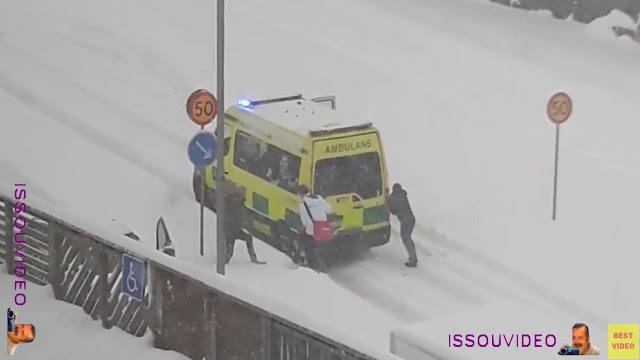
[192,94,391,260]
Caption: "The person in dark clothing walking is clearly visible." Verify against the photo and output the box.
[388,183,418,267]
[223,181,265,264]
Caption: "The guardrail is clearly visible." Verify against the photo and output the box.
[1,193,378,360]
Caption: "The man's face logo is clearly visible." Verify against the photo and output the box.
[7,323,35,344]
[572,326,589,353]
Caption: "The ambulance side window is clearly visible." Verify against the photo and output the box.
[233,130,266,178]
[232,130,301,193]
[264,144,301,194]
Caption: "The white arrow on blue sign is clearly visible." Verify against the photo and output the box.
[188,130,217,169]
[121,253,145,302]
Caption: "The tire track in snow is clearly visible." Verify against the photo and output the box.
[411,241,572,320]
[2,24,189,151]
[328,228,492,322]
[412,222,610,328]
[1,21,207,208]
[327,265,432,322]
[384,227,490,306]
[0,21,205,204]
[404,225,572,319]
[0,54,191,199]
[331,220,577,322]
[42,13,193,95]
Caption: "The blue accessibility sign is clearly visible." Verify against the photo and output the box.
[188,130,217,169]
[121,253,145,302]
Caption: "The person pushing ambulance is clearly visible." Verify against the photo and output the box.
[388,183,418,267]
[297,185,334,272]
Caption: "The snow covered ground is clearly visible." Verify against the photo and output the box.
[390,298,611,360]
[1,0,639,358]
[0,271,188,359]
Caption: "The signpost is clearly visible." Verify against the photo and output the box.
[186,89,218,259]
[215,0,226,276]
[184,0,226,275]
[546,91,573,221]
[121,253,145,302]
[188,131,217,256]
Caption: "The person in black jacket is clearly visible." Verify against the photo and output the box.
[388,183,418,267]
[223,182,265,264]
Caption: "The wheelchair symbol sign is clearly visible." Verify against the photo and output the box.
[121,253,145,302]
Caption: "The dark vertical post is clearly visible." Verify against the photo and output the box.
[215,0,226,275]
[200,124,206,256]
[261,316,271,360]
[96,248,112,329]
[204,295,217,360]
[552,124,560,221]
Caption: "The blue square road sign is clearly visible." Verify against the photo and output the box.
[122,253,145,302]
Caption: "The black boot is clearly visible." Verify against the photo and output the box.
[405,259,418,267]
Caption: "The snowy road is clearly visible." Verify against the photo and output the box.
[1,0,638,355]
[328,220,608,327]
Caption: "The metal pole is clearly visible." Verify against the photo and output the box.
[552,124,560,221]
[215,0,226,275]
[204,296,218,360]
[200,124,205,256]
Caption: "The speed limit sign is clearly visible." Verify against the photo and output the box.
[547,91,573,221]
[547,92,572,125]
[186,89,218,127]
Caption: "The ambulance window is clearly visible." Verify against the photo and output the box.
[313,152,383,199]
[232,130,301,193]
[233,130,266,177]
[264,144,301,194]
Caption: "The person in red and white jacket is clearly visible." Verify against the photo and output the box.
[297,185,333,272]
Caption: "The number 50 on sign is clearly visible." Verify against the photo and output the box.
[547,92,572,125]
[547,91,573,221]
[186,89,218,127]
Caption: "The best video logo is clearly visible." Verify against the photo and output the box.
[7,308,36,356]
[608,324,639,359]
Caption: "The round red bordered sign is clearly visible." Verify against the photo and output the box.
[186,89,217,127]
[547,92,572,125]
